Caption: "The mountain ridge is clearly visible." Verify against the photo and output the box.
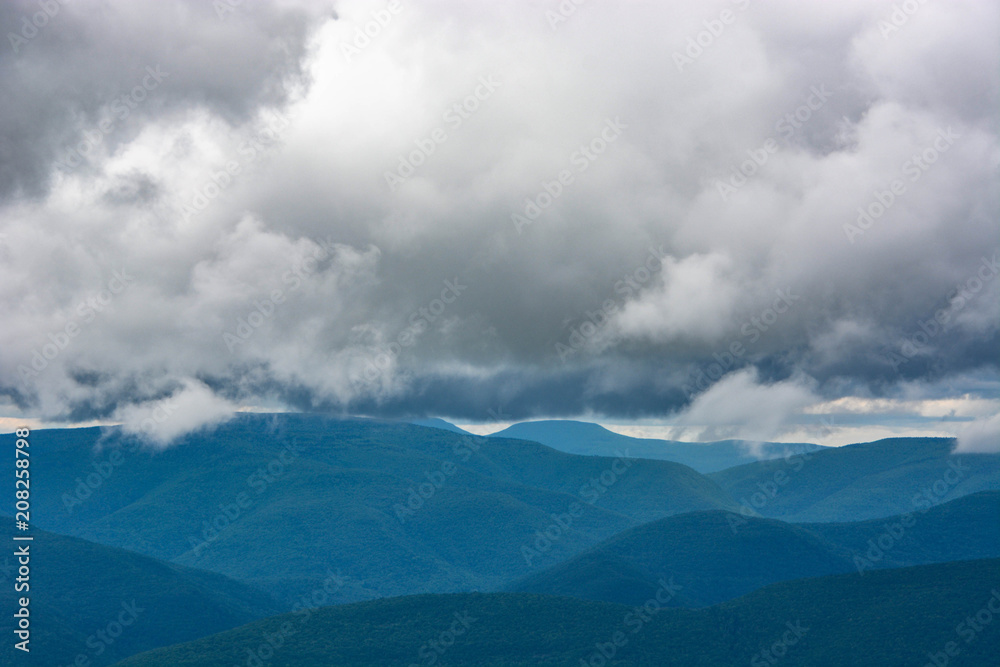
[489,419,825,473]
[111,558,1000,666]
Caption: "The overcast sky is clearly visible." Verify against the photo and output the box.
[1,0,997,448]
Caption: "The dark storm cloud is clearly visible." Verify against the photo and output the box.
[0,0,334,199]
[0,0,997,440]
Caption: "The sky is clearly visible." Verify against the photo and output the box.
[0,0,997,449]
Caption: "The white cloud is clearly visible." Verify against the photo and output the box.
[114,379,238,448]
[671,368,819,444]
[612,253,740,343]
[955,413,1000,453]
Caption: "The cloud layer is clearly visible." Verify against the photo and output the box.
[0,0,997,442]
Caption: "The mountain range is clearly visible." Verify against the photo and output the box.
[3,414,997,665]
[509,491,1000,606]
[6,414,738,605]
[113,558,1000,667]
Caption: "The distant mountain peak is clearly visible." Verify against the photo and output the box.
[494,419,617,437]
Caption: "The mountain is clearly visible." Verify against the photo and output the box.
[509,510,852,607]
[408,418,474,435]
[709,436,1000,522]
[112,558,1000,666]
[0,517,280,667]
[805,490,1000,568]
[490,420,825,473]
[509,491,1000,606]
[2,414,738,605]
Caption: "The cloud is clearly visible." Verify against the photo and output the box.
[0,0,997,434]
[113,379,238,447]
[670,368,820,445]
[612,252,740,343]
[0,0,336,200]
[955,413,1000,453]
